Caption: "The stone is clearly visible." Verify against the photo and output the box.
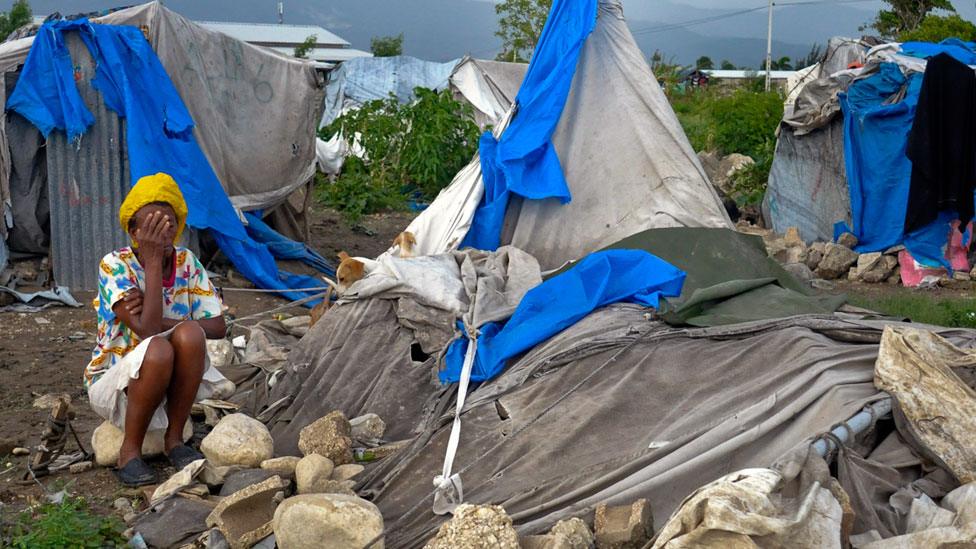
[92,420,192,467]
[370,440,410,460]
[884,244,906,255]
[971,264,976,279]
[815,243,859,280]
[11,447,29,456]
[32,393,71,410]
[424,504,519,549]
[953,270,972,282]
[784,245,808,265]
[811,279,836,291]
[887,266,902,285]
[806,242,826,270]
[201,463,246,487]
[765,238,789,263]
[206,339,236,369]
[69,461,93,474]
[201,414,274,468]
[219,468,281,497]
[153,459,207,504]
[551,518,595,549]
[350,413,386,443]
[273,493,384,549]
[114,497,135,514]
[836,232,858,249]
[862,255,899,284]
[206,475,288,549]
[716,153,754,193]
[331,463,365,482]
[295,454,335,494]
[298,411,354,465]
[783,262,814,283]
[594,499,653,549]
[260,456,301,479]
[783,226,803,247]
[851,252,883,280]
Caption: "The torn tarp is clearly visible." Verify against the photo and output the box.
[460,0,596,250]
[440,249,685,383]
[7,20,330,303]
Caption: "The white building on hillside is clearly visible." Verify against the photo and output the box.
[197,21,372,66]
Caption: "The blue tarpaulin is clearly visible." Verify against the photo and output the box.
[900,39,976,65]
[838,53,976,269]
[440,250,686,384]
[460,0,597,250]
[8,20,331,303]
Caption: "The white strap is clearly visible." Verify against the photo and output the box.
[432,332,477,515]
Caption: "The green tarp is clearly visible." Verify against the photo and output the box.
[557,227,846,326]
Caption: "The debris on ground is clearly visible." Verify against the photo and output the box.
[424,504,520,549]
[298,410,354,465]
[595,499,653,549]
[206,475,289,549]
[522,517,595,549]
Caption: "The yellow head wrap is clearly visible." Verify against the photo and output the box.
[119,173,188,247]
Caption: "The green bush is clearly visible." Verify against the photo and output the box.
[670,85,783,205]
[319,88,481,223]
[3,496,126,548]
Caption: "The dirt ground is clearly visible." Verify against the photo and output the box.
[0,206,415,518]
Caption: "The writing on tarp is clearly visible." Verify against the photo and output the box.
[180,38,275,118]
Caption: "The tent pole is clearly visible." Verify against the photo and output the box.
[812,398,892,458]
[765,0,774,92]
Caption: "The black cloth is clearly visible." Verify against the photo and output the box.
[905,52,976,233]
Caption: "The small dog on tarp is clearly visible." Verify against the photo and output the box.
[311,231,418,326]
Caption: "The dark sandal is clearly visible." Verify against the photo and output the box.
[166,444,204,471]
[115,458,158,487]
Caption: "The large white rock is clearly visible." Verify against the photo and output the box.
[91,420,192,467]
[295,454,335,494]
[273,494,384,549]
[201,413,274,468]
[261,456,302,479]
[424,504,519,549]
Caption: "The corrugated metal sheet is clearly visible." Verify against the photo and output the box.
[47,33,130,291]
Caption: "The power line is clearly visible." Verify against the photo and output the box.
[629,0,877,36]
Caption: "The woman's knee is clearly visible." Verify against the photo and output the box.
[144,338,175,367]
[171,320,206,351]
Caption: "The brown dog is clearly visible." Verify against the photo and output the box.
[336,251,366,292]
[393,231,417,258]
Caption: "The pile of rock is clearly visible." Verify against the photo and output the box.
[762,227,901,285]
[103,409,400,549]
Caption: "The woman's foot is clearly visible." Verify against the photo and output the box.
[115,457,158,487]
[165,444,204,471]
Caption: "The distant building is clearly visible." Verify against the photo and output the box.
[703,69,795,89]
[34,15,371,67]
[197,21,371,67]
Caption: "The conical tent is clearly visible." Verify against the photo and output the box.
[396,0,731,270]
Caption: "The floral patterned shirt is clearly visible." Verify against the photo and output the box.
[84,247,222,389]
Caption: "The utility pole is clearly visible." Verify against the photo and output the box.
[278,2,284,24]
[764,0,773,92]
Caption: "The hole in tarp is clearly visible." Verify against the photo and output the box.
[411,342,430,362]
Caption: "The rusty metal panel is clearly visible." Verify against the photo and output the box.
[46,33,130,291]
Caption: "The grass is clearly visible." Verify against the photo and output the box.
[1,495,126,548]
[847,292,976,329]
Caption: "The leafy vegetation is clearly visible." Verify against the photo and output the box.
[899,13,976,42]
[2,495,126,548]
[847,292,976,328]
[670,85,784,205]
[866,0,956,39]
[318,88,481,223]
[0,0,31,42]
[494,0,552,62]
[370,34,403,57]
[294,34,316,59]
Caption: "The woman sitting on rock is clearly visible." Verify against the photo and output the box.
[85,173,228,486]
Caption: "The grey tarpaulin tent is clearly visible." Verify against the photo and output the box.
[0,2,325,289]
[448,56,527,129]
[392,0,732,271]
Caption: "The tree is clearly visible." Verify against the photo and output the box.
[761,56,793,70]
[899,13,976,42]
[494,0,552,62]
[695,56,714,70]
[0,0,31,42]
[867,0,956,39]
[370,34,403,57]
[795,43,823,69]
[294,34,316,59]
[720,59,736,70]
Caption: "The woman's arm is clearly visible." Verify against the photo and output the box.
[117,289,227,339]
